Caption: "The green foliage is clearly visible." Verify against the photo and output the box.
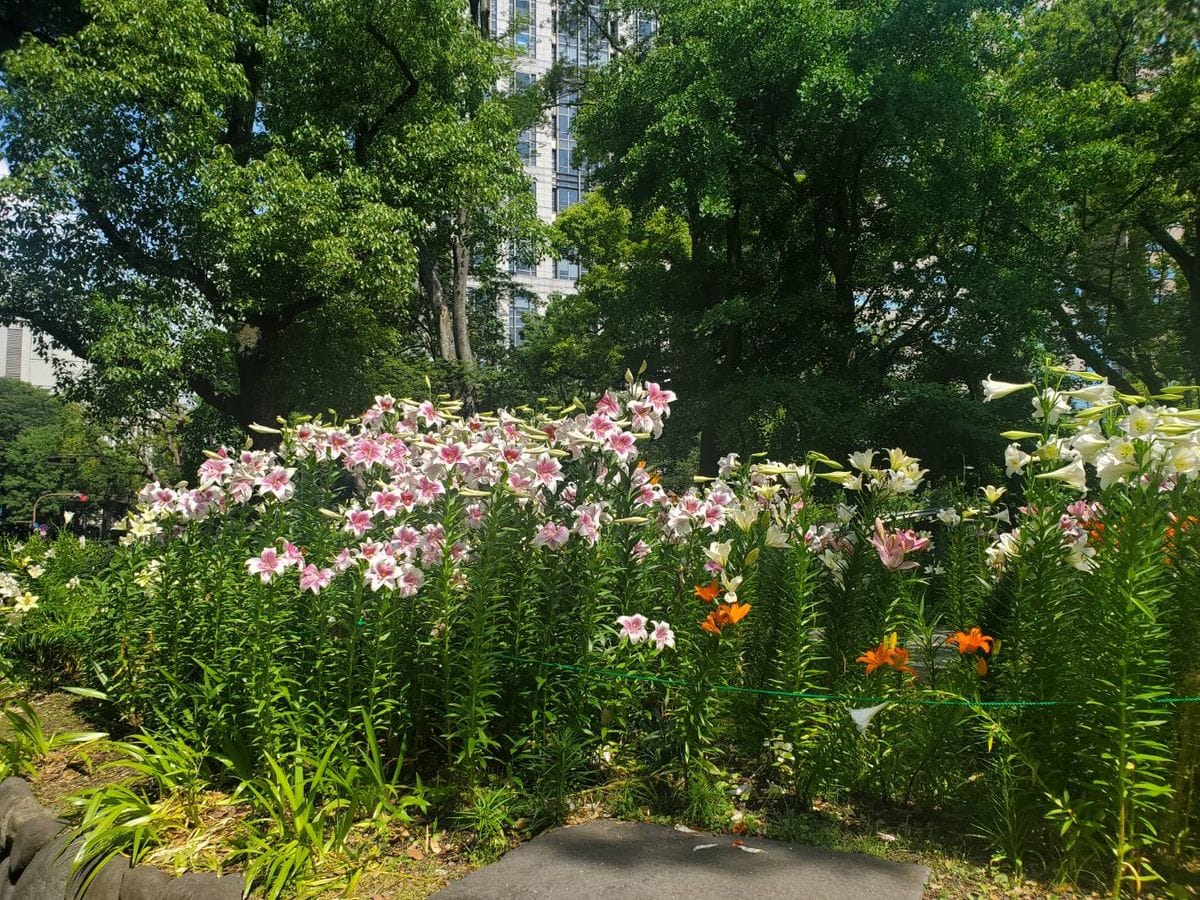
[0,383,143,524]
[992,0,1200,391]
[8,372,1181,897]
[552,0,1048,475]
[0,689,105,777]
[0,0,537,428]
[453,785,518,863]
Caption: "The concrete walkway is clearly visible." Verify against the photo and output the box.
[435,819,930,899]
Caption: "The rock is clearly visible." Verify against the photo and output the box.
[117,867,170,900]
[0,793,47,857]
[160,872,243,900]
[8,816,65,878]
[11,833,79,900]
[0,779,35,813]
[67,852,128,899]
[0,858,16,900]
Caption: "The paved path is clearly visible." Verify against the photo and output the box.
[434,819,929,899]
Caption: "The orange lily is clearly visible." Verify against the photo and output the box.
[889,646,916,677]
[694,579,720,603]
[946,627,993,656]
[699,601,751,636]
[856,632,915,677]
[726,601,751,624]
[856,645,893,675]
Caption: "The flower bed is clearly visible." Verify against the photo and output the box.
[2,366,1198,896]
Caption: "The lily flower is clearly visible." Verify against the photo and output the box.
[981,485,1007,505]
[650,621,675,651]
[849,702,889,734]
[1035,460,1087,493]
[617,614,649,644]
[946,627,993,655]
[699,601,751,636]
[856,632,915,676]
[247,547,286,583]
[982,375,1035,402]
[848,449,876,473]
[703,540,732,570]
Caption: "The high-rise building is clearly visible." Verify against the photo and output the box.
[0,325,75,391]
[489,1,620,347]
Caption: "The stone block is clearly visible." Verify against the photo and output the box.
[8,816,64,879]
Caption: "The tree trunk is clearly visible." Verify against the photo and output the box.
[419,243,456,361]
[451,208,474,368]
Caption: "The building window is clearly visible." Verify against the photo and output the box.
[556,141,576,174]
[555,92,580,175]
[555,187,579,212]
[508,294,535,346]
[513,0,535,55]
[555,258,580,280]
[518,128,536,164]
[557,4,610,66]
[509,255,537,277]
[636,15,656,45]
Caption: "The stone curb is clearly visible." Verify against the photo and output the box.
[0,777,244,899]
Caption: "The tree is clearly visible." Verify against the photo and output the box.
[568,0,1044,473]
[991,0,1199,391]
[0,381,142,523]
[0,0,86,53]
[0,0,537,431]
[0,377,58,447]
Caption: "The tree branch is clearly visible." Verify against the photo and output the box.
[1046,301,1139,394]
[1140,216,1196,275]
[356,21,421,163]
[79,194,226,309]
[573,0,625,55]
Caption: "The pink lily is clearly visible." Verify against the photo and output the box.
[617,614,649,644]
[247,547,286,583]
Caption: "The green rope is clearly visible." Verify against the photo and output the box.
[496,653,1200,708]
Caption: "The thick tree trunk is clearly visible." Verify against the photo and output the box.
[450,208,474,368]
[419,243,456,361]
[698,201,745,477]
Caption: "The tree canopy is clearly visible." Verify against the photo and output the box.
[0,0,537,430]
[526,0,1197,474]
[2,0,1196,482]
[0,379,142,523]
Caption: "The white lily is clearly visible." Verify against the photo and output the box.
[848,449,876,473]
[1121,406,1159,439]
[1095,452,1136,489]
[982,375,1035,402]
[1032,389,1070,425]
[849,702,889,734]
[1065,379,1115,406]
[703,540,732,568]
[764,525,791,549]
[1004,444,1031,477]
[1035,460,1087,493]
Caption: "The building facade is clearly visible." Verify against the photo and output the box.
[490,1,622,347]
[0,325,73,391]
